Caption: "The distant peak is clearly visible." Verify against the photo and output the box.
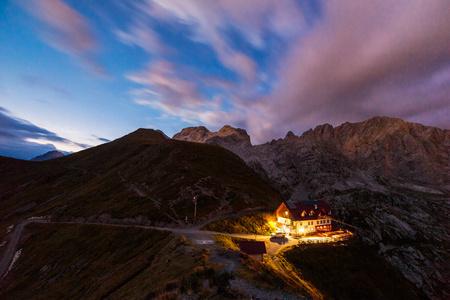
[30,150,64,161]
[172,126,212,143]
[219,125,249,136]
[173,125,251,146]
[219,125,234,131]
[285,131,297,139]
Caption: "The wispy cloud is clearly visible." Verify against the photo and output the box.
[92,135,111,143]
[145,0,305,81]
[115,19,168,54]
[21,75,71,98]
[244,0,450,142]
[128,60,242,127]
[0,107,90,159]
[21,0,107,76]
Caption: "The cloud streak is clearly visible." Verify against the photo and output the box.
[244,0,450,142]
[128,60,244,127]
[21,75,71,98]
[0,107,90,159]
[22,0,106,76]
[146,0,305,81]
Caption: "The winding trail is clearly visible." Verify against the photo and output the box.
[0,220,37,278]
[0,214,298,280]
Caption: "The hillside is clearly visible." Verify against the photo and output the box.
[173,117,450,299]
[0,129,281,232]
[0,223,220,299]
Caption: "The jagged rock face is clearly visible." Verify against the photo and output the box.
[30,150,64,161]
[173,117,450,299]
[173,125,252,156]
[172,126,212,143]
[302,117,450,189]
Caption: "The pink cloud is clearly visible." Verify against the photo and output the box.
[128,60,244,127]
[23,0,106,76]
[128,61,203,109]
[115,20,168,54]
[146,0,304,81]
[246,0,450,142]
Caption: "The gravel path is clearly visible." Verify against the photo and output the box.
[0,218,307,299]
[0,220,36,278]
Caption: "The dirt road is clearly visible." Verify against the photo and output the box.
[0,220,36,278]
[0,218,298,279]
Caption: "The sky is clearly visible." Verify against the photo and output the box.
[1,0,449,159]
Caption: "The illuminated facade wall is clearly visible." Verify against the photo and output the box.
[294,218,332,234]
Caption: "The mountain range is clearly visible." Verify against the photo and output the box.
[174,116,449,299]
[1,116,448,298]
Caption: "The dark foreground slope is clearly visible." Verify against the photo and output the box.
[0,223,217,299]
[282,240,425,300]
[0,129,281,230]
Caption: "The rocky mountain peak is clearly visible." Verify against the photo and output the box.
[172,126,211,143]
[173,125,252,150]
[285,131,297,140]
[30,150,64,161]
[217,125,250,140]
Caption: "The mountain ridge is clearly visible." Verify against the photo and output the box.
[173,116,449,191]
[0,128,281,228]
[172,116,450,299]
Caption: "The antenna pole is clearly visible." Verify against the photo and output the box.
[194,196,197,223]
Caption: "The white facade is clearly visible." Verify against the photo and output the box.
[293,218,332,234]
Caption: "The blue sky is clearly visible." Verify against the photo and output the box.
[1,0,449,159]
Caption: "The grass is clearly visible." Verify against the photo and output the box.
[213,234,322,299]
[213,234,250,251]
[238,254,322,298]
[281,239,425,300]
[0,223,223,299]
[203,213,277,235]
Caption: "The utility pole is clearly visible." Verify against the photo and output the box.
[193,196,197,223]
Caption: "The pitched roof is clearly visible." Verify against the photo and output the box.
[239,241,267,254]
[283,200,335,221]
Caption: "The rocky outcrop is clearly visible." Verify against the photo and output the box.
[30,150,64,161]
[173,125,252,157]
[173,117,450,299]
[302,117,450,190]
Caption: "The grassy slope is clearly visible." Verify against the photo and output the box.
[0,223,214,299]
[203,213,277,235]
[282,240,425,300]
[0,129,282,232]
[213,234,322,299]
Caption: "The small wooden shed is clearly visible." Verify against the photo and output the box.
[239,241,267,262]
